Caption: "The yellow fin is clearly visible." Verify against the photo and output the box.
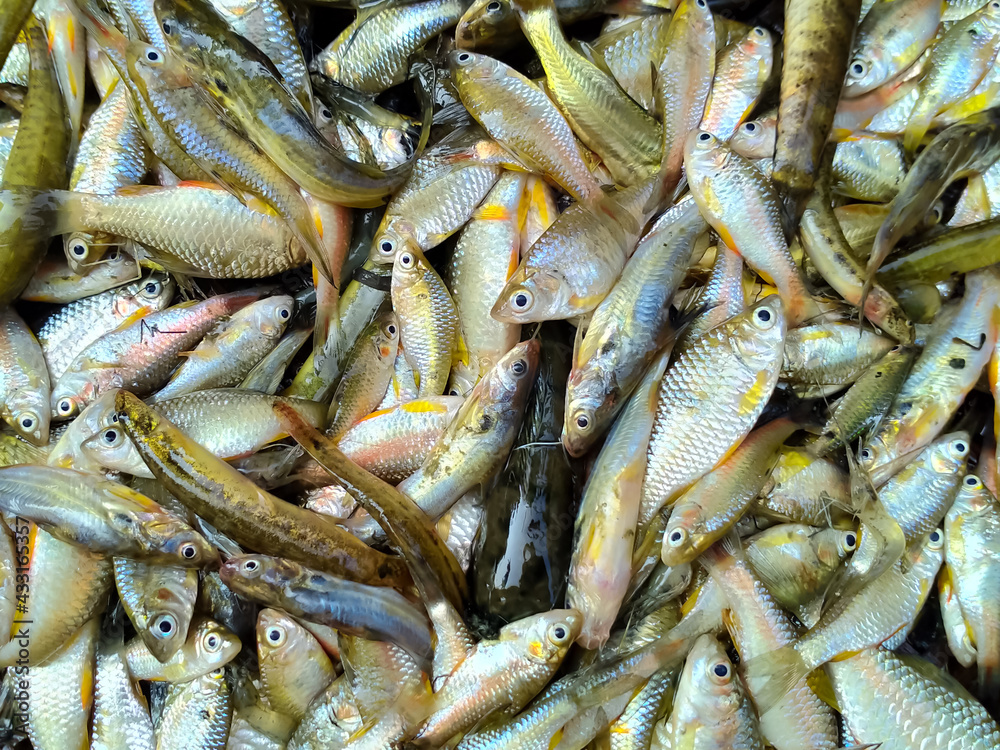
[401,400,449,414]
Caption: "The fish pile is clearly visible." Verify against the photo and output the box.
[2,0,1000,746]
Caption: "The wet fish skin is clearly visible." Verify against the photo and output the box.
[51,289,264,419]
[91,634,156,750]
[0,308,50,445]
[0,18,70,308]
[451,50,602,204]
[155,667,232,750]
[944,474,1000,704]
[26,617,98,750]
[327,310,399,439]
[221,554,434,662]
[153,295,295,400]
[640,296,787,528]
[414,609,583,746]
[125,615,242,683]
[653,633,762,750]
[563,199,705,457]
[0,465,219,566]
[257,608,335,720]
[828,648,1000,749]
[115,557,198,663]
[684,130,816,324]
[114,390,409,587]
[37,271,174,382]
[156,0,415,207]
[772,0,862,192]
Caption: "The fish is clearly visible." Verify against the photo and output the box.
[154,667,232,750]
[653,633,763,749]
[257,608,335,720]
[640,296,786,527]
[0,308,50,445]
[943,473,1000,704]
[51,288,264,418]
[115,557,198,662]
[114,390,410,586]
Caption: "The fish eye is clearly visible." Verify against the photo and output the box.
[850,60,867,77]
[753,306,776,328]
[712,662,731,681]
[57,398,77,417]
[103,428,119,444]
[242,559,260,573]
[860,447,873,461]
[457,52,473,64]
[398,252,415,268]
[277,306,291,320]
[180,543,197,559]
[265,625,286,647]
[70,240,88,259]
[697,131,713,143]
[511,359,526,376]
[143,280,161,296]
[17,414,35,431]
[949,440,969,458]
[575,413,590,431]
[145,49,161,63]
[378,238,396,256]
[547,622,571,645]
[696,0,706,6]
[667,528,687,547]
[487,0,502,9]
[161,20,174,35]
[205,633,222,651]
[320,107,332,120]
[890,345,901,352]
[843,532,857,551]
[743,122,757,133]
[386,324,397,336]
[928,529,943,547]
[511,289,532,311]
[964,475,982,488]
[152,614,177,638]
[752,26,767,36]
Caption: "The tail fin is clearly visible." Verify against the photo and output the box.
[742,644,810,715]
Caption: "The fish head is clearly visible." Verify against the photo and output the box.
[501,609,582,665]
[140,518,219,568]
[373,311,400,362]
[455,0,516,51]
[220,553,289,599]
[51,373,98,421]
[371,220,417,265]
[117,271,176,318]
[448,49,499,85]
[257,608,310,667]
[661,505,707,567]
[563,368,609,458]
[491,267,568,323]
[953,473,995,513]
[729,117,776,160]
[81,407,155,478]
[811,526,859,572]
[678,634,743,716]
[154,0,224,62]
[478,338,540,406]
[390,241,433,291]
[685,130,734,177]
[63,232,101,273]
[252,295,295,338]
[4,388,49,446]
[844,47,889,98]
[188,616,241,669]
[929,431,971,475]
[731,296,787,366]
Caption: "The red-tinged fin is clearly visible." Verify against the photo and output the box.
[174,180,228,191]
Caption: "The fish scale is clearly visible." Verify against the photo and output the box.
[639,296,786,528]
